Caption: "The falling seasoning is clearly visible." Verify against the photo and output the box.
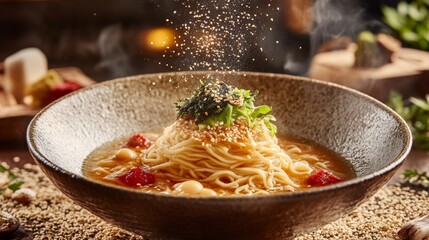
[162,0,280,72]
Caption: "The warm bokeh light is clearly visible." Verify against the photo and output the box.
[144,28,176,51]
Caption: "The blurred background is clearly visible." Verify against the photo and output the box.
[0,0,409,80]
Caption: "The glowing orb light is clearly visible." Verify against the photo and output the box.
[144,27,176,51]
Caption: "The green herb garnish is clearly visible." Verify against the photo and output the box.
[387,91,429,150]
[176,81,277,135]
[0,163,24,195]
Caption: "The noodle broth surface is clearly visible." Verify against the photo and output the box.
[83,131,355,196]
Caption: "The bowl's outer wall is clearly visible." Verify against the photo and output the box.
[28,72,411,240]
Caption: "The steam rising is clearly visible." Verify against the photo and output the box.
[97,25,132,78]
[311,0,366,52]
[284,0,382,75]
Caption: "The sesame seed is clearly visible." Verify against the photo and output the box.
[174,118,260,143]
[1,164,142,239]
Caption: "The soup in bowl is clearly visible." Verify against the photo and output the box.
[27,71,411,239]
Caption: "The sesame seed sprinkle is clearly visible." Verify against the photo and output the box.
[175,118,260,143]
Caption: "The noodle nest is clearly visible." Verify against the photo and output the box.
[143,119,313,195]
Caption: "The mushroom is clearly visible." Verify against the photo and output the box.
[398,215,429,240]
[0,211,20,237]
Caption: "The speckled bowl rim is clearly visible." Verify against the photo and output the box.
[27,71,412,203]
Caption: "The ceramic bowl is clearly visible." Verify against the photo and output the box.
[27,71,412,240]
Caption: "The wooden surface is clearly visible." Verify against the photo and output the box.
[0,67,95,115]
[309,46,429,101]
[0,67,95,142]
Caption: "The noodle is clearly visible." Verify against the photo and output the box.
[143,119,311,195]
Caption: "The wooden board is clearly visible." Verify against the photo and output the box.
[309,46,429,101]
[0,67,95,142]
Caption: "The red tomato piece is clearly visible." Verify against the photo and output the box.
[118,167,155,187]
[307,169,341,187]
[127,133,151,148]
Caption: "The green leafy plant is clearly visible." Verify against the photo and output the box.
[387,91,429,150]
[382,0,429,50]
[176,81,277,135]
[0,163,24,195]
